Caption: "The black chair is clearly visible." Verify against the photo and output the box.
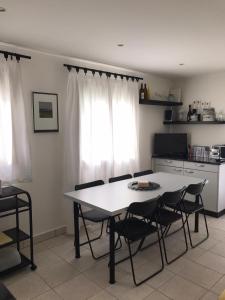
[107,174,132,233]
[113,197,164,286]
[156,188,188,264]
[108,174,132,183]
[75,180,112,260]
[133,170,153,177]
[177,180,209,248]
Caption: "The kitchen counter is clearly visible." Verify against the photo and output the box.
[152,155,225,165]
[152,156,225,217]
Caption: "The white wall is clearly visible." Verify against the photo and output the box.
[0,43,172,235]
[172,72,225,146]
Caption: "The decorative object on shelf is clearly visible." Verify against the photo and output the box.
[202,107,216,122]
[164,109,173,122]
[216,111,225,121]
[187,104,192,121]
[32,92,59,132]
[153,92,168,101]
[144,83,148,100]
[139,83,150,100]
[177,110,187,121]
[168,88,181,102]
[139,83,145,100]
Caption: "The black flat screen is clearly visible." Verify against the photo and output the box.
[154,133,188,157]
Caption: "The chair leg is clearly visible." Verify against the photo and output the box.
[127,229,164,286]
[186,211,209,248]
[79,220,104,247]
[80,212,122,260]
[112,236,143,266]
[160,215,188,265]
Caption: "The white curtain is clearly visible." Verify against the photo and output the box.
[63,69,140,185]
[0,59,31,182]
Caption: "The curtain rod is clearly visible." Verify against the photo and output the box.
[0,50,31,61]
[64,64,143,81]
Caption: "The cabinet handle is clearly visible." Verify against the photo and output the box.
[166,160,172,163]
[184,170,194,174]
[174,168,182,172]
[196,164,205,167]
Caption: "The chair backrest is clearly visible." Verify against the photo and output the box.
[75,180,104,191]
[160,187,186,207]
[185,179,207,196]
[133,170,153,178]
[109,174,132,183]
[127,196,160,219]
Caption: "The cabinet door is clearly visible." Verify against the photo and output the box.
[154,158,183,168]
[183,169,218,212]
[155,165,184,175]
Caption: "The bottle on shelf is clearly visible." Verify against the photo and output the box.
[140,84,145,100]
[198,101,202,121]
[192,101,197,114]
[144,84,148,100]
[187,104,192,121]
[147,85,151,99]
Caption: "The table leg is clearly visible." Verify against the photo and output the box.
[73,202,80,258]
[194,195,199,233]
[109,216,115,284]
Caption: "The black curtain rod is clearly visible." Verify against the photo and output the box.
[64,64,143,81]
[0,50,31,62]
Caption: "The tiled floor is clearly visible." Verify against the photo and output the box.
[3,214,225,299]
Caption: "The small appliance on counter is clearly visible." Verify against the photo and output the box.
[210,145,225,161]
[191,145,210,160]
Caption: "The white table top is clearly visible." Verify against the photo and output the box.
[64,172,204,216]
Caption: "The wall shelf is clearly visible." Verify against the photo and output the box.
[139,99,183,106]
[163,121,225,125]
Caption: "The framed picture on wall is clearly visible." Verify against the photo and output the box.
[32,92,59,132]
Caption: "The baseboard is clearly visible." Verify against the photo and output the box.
[203,209,225,218]
[20,225,67,248]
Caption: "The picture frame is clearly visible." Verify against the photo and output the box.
[32,92,59,132]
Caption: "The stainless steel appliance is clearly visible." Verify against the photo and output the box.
[210,145,225,160]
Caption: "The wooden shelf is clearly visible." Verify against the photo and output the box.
[139,99,183,106]
[164,121,225,125]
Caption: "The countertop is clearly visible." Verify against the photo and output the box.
[152,155,225,165]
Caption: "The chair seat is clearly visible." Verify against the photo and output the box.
[115,217,157,241]
[181,200,204,214]
[157,208,182,226]
[81,209,110,222]
[167,200,204,214]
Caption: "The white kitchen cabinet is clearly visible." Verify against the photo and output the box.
[154,158,183,168]
[183,168,218,212]
[155,165,183,175]
[153,158,225,216]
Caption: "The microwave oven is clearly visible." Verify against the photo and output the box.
[210,145,225,160]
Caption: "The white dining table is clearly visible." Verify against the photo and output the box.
[64,172,205,284]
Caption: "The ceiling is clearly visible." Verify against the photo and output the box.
[1,0,225,77]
